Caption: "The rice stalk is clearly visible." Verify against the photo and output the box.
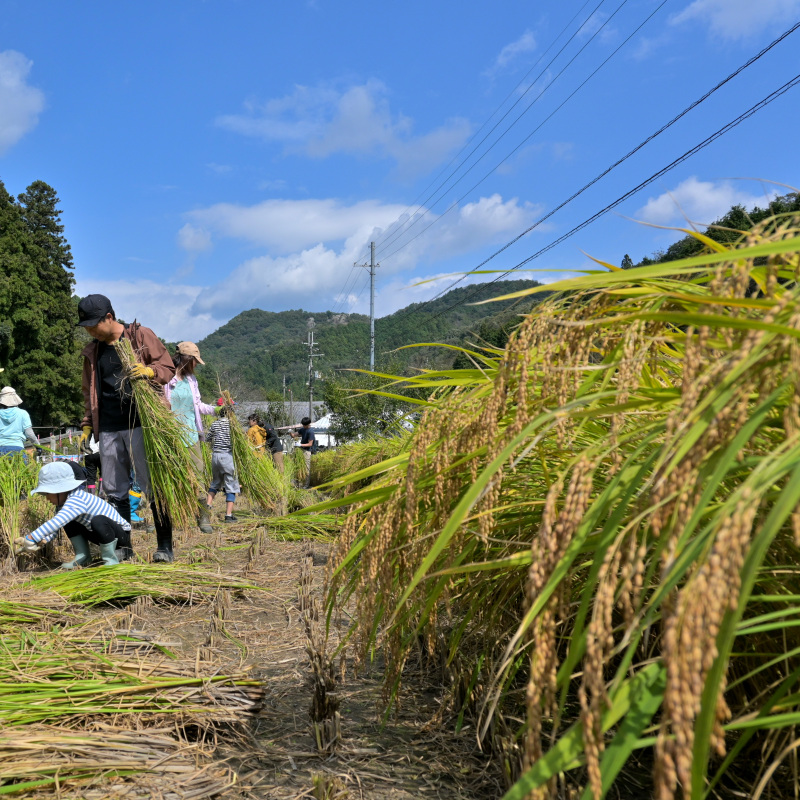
[265,514,339,542]
[216,391,283,513]
[113,337,203,529]
[0,595,74,631]
[0,628,263,726]
[0,725,236,798]
[26,563,266,606]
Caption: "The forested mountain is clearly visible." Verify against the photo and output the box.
[195,279,548,400]
[622,192,800,269]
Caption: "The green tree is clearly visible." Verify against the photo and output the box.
[322,371,415,442]
[0,179,82,428]
[621,253,634,269]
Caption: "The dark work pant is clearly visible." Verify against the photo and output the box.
[63,516,126,546]
[83,452,101,486]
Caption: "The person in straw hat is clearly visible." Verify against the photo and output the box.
[14,461,129,568]
[163,341,216,533]
[0,386,40,459]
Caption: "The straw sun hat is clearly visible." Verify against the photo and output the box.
[0,386,23,407]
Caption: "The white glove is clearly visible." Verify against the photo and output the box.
[14,537,40,555]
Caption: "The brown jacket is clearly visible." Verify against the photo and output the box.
[81,321,176,436]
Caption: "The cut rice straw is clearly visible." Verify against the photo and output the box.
[218,390,285,513]
[26,563,266,606]
[0,725,236,798]
[113,336,203,530]
[0,629,263,726]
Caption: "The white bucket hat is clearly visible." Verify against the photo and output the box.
[31,462,85,495]
[0,386,22,407]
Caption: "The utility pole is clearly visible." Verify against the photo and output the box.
[282,374,287,426]
[356,242,379,370]
[305,317,323,421]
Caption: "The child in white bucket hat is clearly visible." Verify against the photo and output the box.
[15,462,131,568]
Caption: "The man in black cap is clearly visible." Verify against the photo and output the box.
[76,294,177,562]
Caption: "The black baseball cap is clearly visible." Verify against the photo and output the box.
[77,294,114,327]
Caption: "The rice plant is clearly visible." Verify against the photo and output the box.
[113,337,203,529]
[311,432,412,496]
[318,214,800,799]
[0,453,39,562]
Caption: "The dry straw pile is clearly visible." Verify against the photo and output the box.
[316,213,800,799]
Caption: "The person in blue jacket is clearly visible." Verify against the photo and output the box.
[0,386,39,460]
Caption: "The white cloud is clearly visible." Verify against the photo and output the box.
[187,193,541,320]
[487,30,537,75]
[636,177,777,225]
[671,0,800,39]
[177,223,212,253]
[216,79,471,179]
[0,50,45,155]
[73,279,226,343]
[187,198,408,254]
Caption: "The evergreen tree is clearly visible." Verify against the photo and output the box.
[0,179,82,428]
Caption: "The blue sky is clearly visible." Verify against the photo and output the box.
[2,0,799,341]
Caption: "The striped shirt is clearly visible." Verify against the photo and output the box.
[205,418,233,453]
[28,489,131,545]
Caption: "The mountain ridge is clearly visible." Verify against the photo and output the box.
[193,279,547,400]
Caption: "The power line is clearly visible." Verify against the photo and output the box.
[417,19,800,308]
[377,0,664,265]
[330,264,361,315]
[364,0,601,263]
[377,0,632,260]
[372,0,611,259]
[428,70,800,322]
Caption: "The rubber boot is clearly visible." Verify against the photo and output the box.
[198,500,213,534]
[108,496,135,562]
[151,502,174,563]
[62,536,91,570]
[98,539,119,566]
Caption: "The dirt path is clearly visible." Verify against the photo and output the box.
[77,516,504,800]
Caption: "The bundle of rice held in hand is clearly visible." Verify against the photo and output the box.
[219,390,284,513]
[114,338,203,530]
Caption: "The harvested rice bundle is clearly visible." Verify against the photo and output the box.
[217,391,279,512]
[0,725,236,798]
[28,563,265,606]
[0,629,264,726]
[0,596,74,631]
[113,337,203,529]
[265,514,339,541]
